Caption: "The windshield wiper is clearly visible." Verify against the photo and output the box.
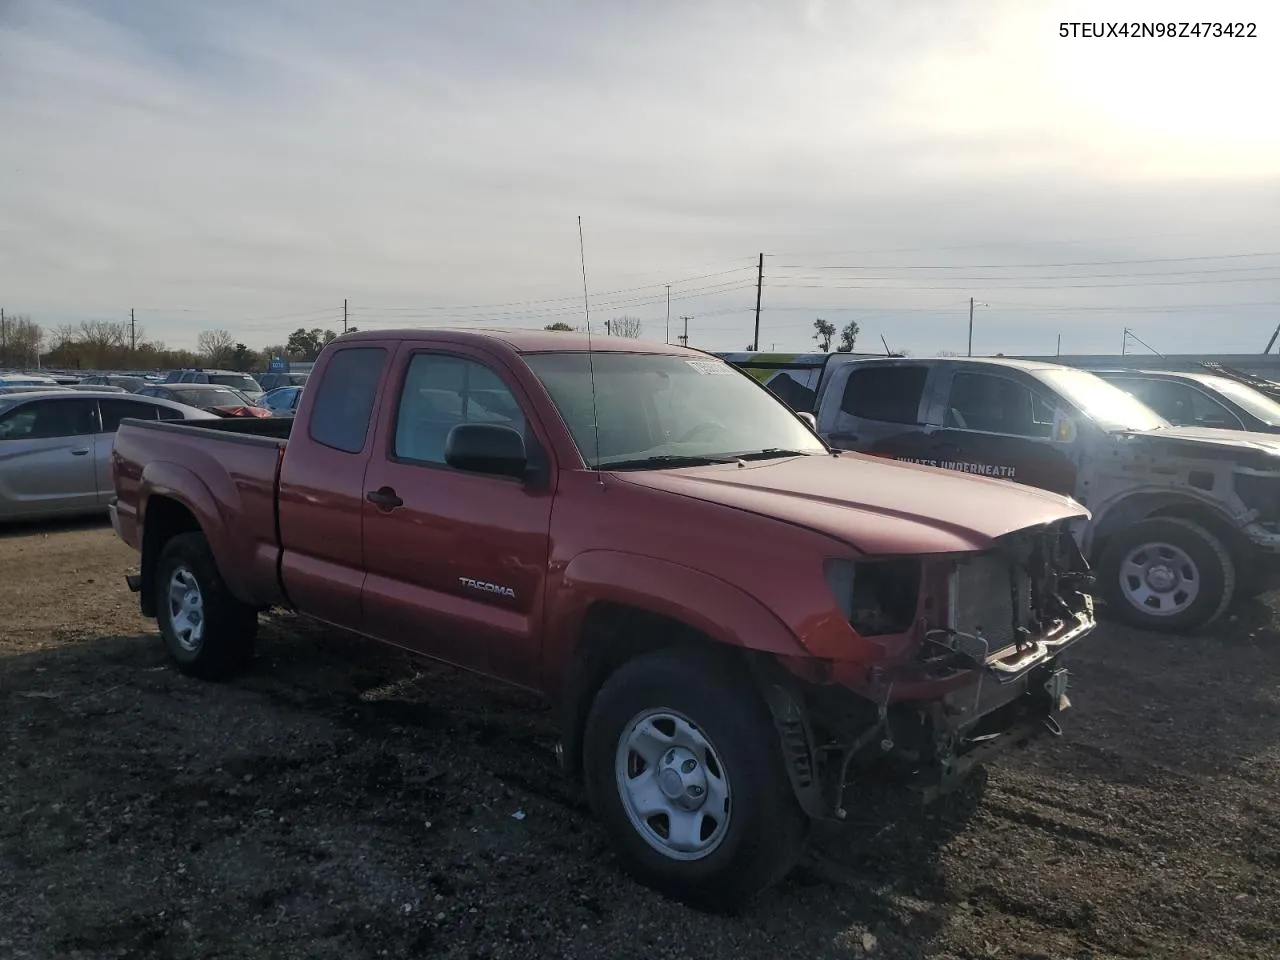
[735,448,816,461]
[597,454,742,471]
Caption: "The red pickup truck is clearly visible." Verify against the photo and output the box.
[110,329,1096,908]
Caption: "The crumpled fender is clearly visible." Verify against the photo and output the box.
[544,549,809,691]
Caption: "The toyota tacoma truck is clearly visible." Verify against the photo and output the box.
[720,351,1280,634]
[111,330,1095,909]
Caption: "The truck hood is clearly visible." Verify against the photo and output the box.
[1120,425,1280,462]
[616,453,1088,555]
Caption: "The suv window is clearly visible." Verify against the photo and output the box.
[99,398,162,433]
[946,372,1054,438]
[0,398,97,440]
[394,354,525,465]
[308,347,387,453]
[840,366,928,424]
[1117,378,1241,429]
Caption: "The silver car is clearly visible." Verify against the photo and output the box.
[0,390,215,521]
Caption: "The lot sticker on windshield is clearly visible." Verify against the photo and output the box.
[685,360,734,375]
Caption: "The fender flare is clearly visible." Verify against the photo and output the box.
[547,551,817,802]
[547,550,810,684]
[1086,488,1244,558]
[138,461,248,602]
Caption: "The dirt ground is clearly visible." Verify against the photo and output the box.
[1,521,1278,960]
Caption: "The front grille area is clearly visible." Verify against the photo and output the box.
[950,552,1033,651]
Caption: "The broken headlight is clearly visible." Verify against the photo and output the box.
[825,558,921,636]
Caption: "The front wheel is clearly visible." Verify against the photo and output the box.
[582,647,808,911]
[1097,516,1235,633]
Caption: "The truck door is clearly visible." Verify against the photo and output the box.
[815,362,939,462]
[926,366,1078,495]
[278,344,391,632]
[359,344,554,688]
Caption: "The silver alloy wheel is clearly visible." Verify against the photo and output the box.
[614,709,732,861]
[1119,540,1201,616]
[167,566,206,652]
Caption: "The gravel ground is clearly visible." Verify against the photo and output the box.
[1,519,1278,959]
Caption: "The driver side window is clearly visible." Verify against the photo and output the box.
[946,372,1054,439]
[394,354,526,465]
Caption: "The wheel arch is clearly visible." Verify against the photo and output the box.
[138,494,205,618]
[1088,492,1248,566]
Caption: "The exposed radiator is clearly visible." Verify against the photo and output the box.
[950,552,1033,652]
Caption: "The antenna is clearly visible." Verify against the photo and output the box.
[578,216,603,486]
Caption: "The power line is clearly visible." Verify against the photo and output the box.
[771,251,1280,270]
[770,275,1280,291]
[771,264,1280,282]
[353,266,757,315]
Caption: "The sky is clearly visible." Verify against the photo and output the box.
[1,0,1278,357]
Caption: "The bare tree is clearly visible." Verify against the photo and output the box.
[0,315,43,367]
[197,328,236,367]
[609,315,643,338]
[76,320,128,369]
[936,349,960,357]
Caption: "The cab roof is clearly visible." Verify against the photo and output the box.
[334,327,704,356]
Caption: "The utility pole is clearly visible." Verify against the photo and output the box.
[1056,333,1062,357]
[1121,327,1129,355]
[343,298,348,334]
[752,252,764,351]
[1,307,6,364]
[967,298,988,357]
[665,285,671,344]
[130,308,137,353]
[679,316,691,348]
[968,297,974,357]
[606,317,612,336]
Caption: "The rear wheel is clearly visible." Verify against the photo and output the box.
[1097,517,1234,633]
[582,647,808,911]
[155,532,258,680]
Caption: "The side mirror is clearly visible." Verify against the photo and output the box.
[796,411,818,431]
[445,423,528,479]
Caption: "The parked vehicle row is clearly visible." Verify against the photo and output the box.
[111,329,1095,909]
[719,352,1280,633]
[0,391,216,521]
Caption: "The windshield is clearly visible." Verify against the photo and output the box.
[524,351,827,468]
[208,374,261,393]
[181,387,249,407]
[1036,368,1168,432]
[1196,375,1280,427]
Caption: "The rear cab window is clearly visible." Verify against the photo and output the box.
[308,347,388,453]
[839,365,929,424]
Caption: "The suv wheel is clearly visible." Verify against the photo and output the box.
[1097,516,1234,633]
[582,647,808,911]
[155,532,258,680]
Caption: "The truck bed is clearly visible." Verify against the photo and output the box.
[111,416,292,609]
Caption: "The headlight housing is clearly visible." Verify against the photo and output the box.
[824,558,921,636]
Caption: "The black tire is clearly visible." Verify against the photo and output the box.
[1097,517,1234,633]
[582,647,809,911]
[154,532,258,680]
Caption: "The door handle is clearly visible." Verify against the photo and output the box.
[70,448,90,456]
[366,487,403,509]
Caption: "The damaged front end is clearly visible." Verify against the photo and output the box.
[758,521,1096,821]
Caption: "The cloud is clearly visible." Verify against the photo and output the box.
[0,0,1277,355]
